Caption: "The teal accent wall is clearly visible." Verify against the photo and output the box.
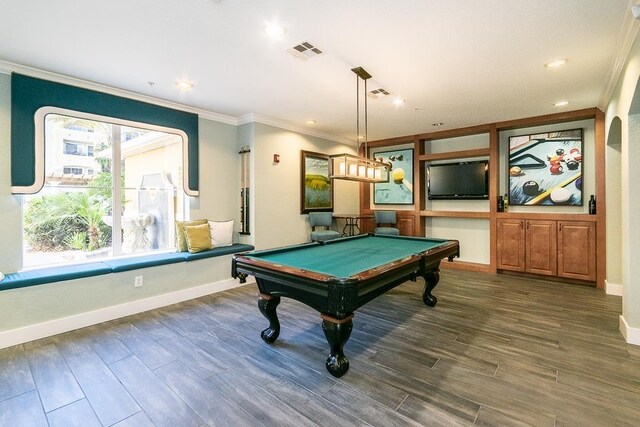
[10,73,199,192]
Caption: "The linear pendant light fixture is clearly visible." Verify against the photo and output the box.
[329,67,390,183]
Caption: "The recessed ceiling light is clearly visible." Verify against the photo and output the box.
[554,100,569,107]
[305,120,317,125]
[176,80,193,90]
[264,23,286,38]
[432,122,444,127]
[545,59,567,68]
[392,98,405,106]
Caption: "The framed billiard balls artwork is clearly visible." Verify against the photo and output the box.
[372,148,414,205]
[508,129,583,206]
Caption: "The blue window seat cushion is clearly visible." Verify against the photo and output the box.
[103,252,189,273]
[0,262,112,291]
[0,243,255,291]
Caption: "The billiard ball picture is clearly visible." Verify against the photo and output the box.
[550,187,571,204]
[510,166,523,176]
[549,163,563,175]
[522,180,540,196]
[392,167,405,184]
[508,129,582,205]
[566,159,579,170]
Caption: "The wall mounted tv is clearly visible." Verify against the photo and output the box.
[427,160,489,200]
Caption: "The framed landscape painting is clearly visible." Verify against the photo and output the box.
[372,148,414,205]
[300,150,333,214]
[508,129,583,206]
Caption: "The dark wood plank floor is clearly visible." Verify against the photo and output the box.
[1,270,638,426]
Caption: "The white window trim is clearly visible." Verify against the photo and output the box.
[12,106,196,196]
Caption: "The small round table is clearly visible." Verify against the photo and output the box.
[332,214,374,237]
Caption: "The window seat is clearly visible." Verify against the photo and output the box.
[0,243,254,292]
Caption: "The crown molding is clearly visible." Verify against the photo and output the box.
[0,59,238,125]
[238,113,353,145]
[598,5,640,110]
[0,60,354,143]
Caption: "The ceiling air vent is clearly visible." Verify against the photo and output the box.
[368,88,390,98]
[287,41,323,60]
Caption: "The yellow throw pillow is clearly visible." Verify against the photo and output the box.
[183,224,213,253]
[175,219,208,252]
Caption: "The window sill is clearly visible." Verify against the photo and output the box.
[0,244,255,291]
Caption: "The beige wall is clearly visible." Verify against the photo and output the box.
[250,122,360,250]
[605,30,640,334]
[0,73,23,274]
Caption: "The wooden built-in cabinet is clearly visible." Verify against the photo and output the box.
[360,210,417,236]
[497,218,596,282]
[361,107,606,288]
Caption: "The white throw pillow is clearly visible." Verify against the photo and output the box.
[209,220,234,247]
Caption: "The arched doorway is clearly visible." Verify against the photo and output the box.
[606,116,622,294]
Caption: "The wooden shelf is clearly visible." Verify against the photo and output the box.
[418,148,490,162]
[497,212,596,222]
[420,210,490,219]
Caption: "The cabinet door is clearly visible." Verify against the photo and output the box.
[525,220,557,276]
[558,221,596,281]
[497,219,525,271]
[397,216,415,236]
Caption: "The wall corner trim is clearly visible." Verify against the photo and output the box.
[620,314,640,346]
[0,276,255,350]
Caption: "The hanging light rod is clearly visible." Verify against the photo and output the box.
[329,66,390,183]
[351,66,372,80]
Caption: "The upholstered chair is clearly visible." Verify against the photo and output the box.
[373,211,400,236]
[309,212,340,242]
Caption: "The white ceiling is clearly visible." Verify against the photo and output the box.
[0,0,634,142]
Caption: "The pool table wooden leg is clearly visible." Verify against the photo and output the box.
[421,270,440,307]
[258,293,281,343]
[321,314,353,378]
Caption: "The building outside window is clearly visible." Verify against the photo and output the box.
[63,140,94,156]
[23,113,186,268]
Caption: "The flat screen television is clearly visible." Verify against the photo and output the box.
[427,160,489,200]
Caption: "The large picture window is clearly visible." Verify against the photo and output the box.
[23,110,187,268]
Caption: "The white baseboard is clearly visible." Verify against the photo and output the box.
[0,276,255,350]
[620,315,640,346]
[605,280,623,296]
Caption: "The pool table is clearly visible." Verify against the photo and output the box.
[231,234,460,377]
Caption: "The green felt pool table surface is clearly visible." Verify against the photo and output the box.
[245,234,451,278]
